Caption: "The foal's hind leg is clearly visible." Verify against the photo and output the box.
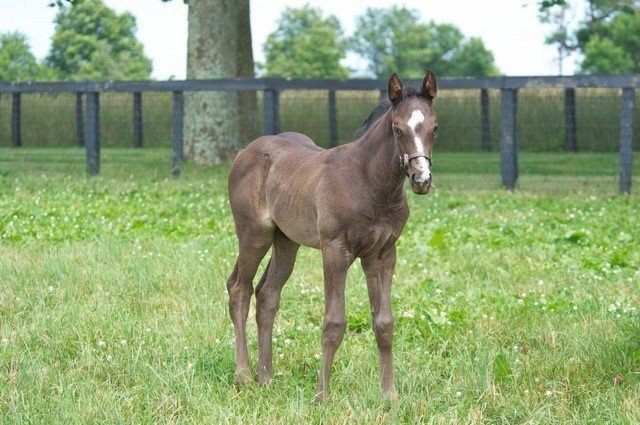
[255,229,300,385]
[227,226,273,386]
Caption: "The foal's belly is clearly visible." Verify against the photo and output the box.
[269,193,321,248]
[273,214,321,249]
[265,157,322,249]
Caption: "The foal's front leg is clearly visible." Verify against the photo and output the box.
[314,241,353,402]
[361,245,398,401]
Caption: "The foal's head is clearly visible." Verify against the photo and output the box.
[388,71,438,195]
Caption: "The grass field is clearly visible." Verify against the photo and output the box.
[1,148,639,423]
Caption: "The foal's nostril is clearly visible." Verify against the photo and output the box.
[412,173,431,186]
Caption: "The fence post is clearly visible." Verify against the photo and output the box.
[379,89,387,102]
[172,91,184,178]
[480,88,491,151]
[133,91,143,148]
[328,89,338,147]
[76,92,84,147]
[500,88,518,190]
[11,92,21,148]
[565,87,577,152]
[619,87,635,194]
[85,91,100,175]
[263,88,280,135]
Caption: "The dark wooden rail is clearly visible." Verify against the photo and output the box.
[1,76,637,192]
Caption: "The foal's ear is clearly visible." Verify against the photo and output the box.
[388,73,403,105]
[420,70,438,100]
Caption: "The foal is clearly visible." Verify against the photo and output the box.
[227,71,438,401]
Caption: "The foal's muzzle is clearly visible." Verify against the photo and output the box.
[410,173,432,195]
[401,154,432,195]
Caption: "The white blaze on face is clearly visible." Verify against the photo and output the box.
[406,110,431,183]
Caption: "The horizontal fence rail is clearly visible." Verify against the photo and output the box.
[3,75,640,93]
[0,76,636,192]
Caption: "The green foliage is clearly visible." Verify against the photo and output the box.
[350,6,499,78]
[493,353,512,383]
[48,0,83,6]
[261,5,349,78]
[538,0,567,11]
[541,0,640,74]
[0,32,50,83]
[349,6,423,78]
[580,10,640,74]
[45,0,152,80]
[581,35,635,74]
[448,37,499,77]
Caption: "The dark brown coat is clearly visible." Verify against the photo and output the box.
[226,72,438,401]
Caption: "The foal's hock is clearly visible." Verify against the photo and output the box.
[226,71,438,401]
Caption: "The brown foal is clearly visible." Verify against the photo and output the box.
[227,71,438,401]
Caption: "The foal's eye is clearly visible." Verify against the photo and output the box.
[393,126,402,137]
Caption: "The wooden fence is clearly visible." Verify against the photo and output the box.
[1,76,638,192]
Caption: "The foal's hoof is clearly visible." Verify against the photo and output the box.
[312,390,327,404]
[257,376,273,387]
[234,370,252,388]
[383,388,398,404]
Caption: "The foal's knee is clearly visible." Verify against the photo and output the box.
[322,319,346,346]
[256,289,280,318]
[228,279,253,314]
[373,315,394,348]
[226,264,239,292]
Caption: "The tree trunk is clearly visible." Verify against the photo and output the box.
[237,0,260,144]
[185,0,255,165]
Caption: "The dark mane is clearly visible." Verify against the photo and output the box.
[352,99,391,140]
[351,87,420,140]
[403,87,418,98]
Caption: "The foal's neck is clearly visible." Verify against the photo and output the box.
[357,109,406,204]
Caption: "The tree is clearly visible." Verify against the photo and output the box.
[46,0,263,166]
[261,6,349,78]
[537,0,568,11]
[350,6,498,78]
[183,0,257,165]
[539,0,640,74]
[0,32,48,82]
[235,0,259,151]
[350,7,423,78]
[449,37,499,77]
[538,3,577,74]
[579,4,640,73]
[46,0,152,80]
[580,35,635,73]
[49,0,256,165]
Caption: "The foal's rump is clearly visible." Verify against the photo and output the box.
[229,132,322,185]
[228,132,325,247]
[275,131,323,150]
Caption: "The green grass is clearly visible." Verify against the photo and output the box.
[1,149,639,423]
